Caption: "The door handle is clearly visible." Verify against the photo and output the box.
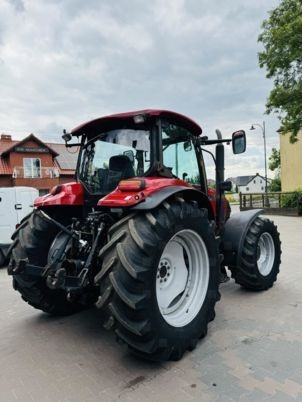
[15,204,22,210]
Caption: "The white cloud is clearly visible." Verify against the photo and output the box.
[0,0,281,176]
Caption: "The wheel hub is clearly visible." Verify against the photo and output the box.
[156,229,209,328]
[158,260,169,277]
[257,232,275,276]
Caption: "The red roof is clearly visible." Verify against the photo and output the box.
[71,109,202,137]
[0,158,12,174]
[0,139,18,155]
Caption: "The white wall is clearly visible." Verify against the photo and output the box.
[238,176,266,193]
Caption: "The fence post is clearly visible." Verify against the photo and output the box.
[249,194,252,208]
[239,192,242,209]
[262,194,264,208]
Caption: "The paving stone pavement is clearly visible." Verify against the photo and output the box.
[0,214,301,401]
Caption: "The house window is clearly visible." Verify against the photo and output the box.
[246,187,249,191]
[260,180,262,183]
[253,180,256,184]
[23,158,41,178]
[261,186,264,191]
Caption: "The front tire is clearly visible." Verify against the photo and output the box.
[229,217,281,290]
[99,199,220,361]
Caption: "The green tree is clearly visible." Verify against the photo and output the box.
[258,0,302,142]
[268,148,280,172]
[269,177,281,192]
[268,148,281,191]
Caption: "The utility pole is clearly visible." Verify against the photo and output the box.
[250,121,268,195]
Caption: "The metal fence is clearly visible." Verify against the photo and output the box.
[239,192,302,216]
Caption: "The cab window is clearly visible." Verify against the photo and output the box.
[162,122,200,185]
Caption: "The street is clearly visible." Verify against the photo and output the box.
[0,214,301,401]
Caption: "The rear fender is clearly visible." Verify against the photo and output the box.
[98,177,214,220]
[222,209,263,267]
[131,186,214,220]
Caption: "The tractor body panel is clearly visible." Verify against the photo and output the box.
[34,182,84,207]
[98,177,191,208]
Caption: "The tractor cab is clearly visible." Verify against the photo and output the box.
[73,110,206,197]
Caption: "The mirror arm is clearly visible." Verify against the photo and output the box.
[65,142,82,147]
[198,138,231,146]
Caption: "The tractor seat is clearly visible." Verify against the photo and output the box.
[105,155,135,191]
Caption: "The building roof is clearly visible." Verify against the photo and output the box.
[0,139,18,155]
[236,175,255,186]
[46,143,78,172]
[0,158,11,174]
[236,173,269,187]
[1,134,58,157]
[0,134,77,176]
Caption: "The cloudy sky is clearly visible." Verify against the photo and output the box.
[0,0,280,179]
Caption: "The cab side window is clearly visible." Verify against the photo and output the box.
[162,123,200,185]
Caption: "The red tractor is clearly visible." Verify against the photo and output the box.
[7,110,281,361]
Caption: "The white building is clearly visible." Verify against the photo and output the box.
[237,173,270,194]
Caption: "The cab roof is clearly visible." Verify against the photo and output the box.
[71,109,202,137]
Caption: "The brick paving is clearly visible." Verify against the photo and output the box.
[0,214,301,401]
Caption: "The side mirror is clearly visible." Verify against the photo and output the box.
[123,150,135,163]
[232,130,246,154]
[183,141,192,152]
[62,130,72,144]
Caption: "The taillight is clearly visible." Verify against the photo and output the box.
[118,179,146,192]
[15,223,20,229]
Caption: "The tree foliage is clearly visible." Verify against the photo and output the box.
[268,148,281,191]
[269,177,281,192]
[258,0,302,142]
[268,147,281,171]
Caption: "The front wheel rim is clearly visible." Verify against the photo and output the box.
[257,232,275,276]
[156,229,210,328]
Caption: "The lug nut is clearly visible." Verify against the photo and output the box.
[167,273,170,277]
[164,278,167,282]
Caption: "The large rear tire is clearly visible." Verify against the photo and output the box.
[229,217,281,290]
[98,199,220,361]
[9,210,87,315]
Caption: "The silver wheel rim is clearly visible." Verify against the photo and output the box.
[257,232,275,276]
[156,229,209,328]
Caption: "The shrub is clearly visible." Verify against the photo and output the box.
[225,193,237,203]
[269,177,281,192]
[282,189,302,213]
